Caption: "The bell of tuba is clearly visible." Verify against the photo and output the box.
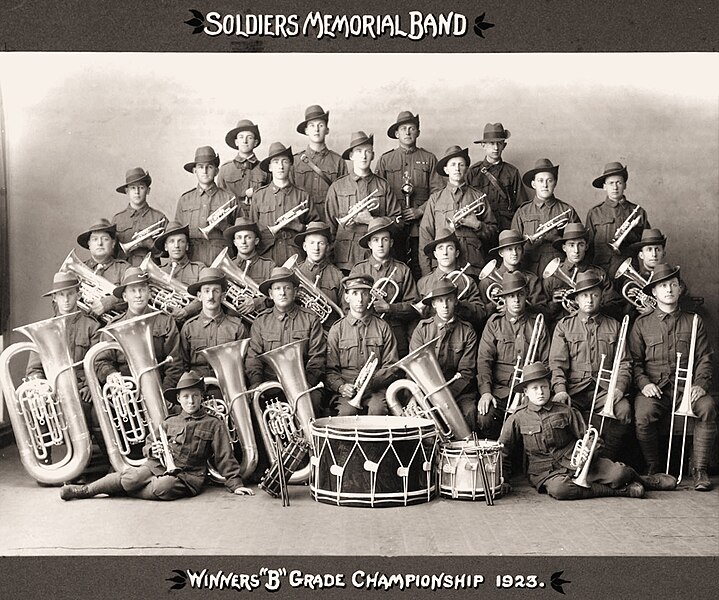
[385,337,471,441]
[0,313,92,484]
[83,311,170,472]
[59,249,123,324]
[211,247,265,321]
[200,338,259,480]
[282,254,344,323]
[139,253,196,315]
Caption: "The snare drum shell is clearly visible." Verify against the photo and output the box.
[438,440,503,501]
[310,416,437,508]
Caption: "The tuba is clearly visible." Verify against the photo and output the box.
[59,249,123,324]
[83,311,170,472]
[504,313,545,422]
[542,258,579,314]
[478,259,504,309]
[211,247,266,322]
[200,338,259,480]
[0,313,92,484]
[119,218,166,255]
[385,337,471,441]
[337,190,381,228]
[614,258,657,311]
[570,425,599,488]
[139,253,196,315]
[282,254,344,323]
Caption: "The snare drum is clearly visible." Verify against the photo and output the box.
[438,439,503,501]
[309,416,437,507]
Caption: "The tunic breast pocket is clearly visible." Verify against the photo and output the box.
[115,223,135,243]
[644,335,664,362]
[337,193,355,216]
[179,205,202,230]
[545,414,571,446]
[191,427,215,458]
[496,335,517,364]
[519,423,543,453]
[676,332,691,358]
[338,337,359,367]
[597,332,615,360]
[291,329,310,345]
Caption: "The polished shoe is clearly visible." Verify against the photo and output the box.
[692,469,712,492]
[60,484,92,501]
[640,473,678,491]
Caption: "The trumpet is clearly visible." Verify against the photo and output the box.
[210,247,266,322]
[614,258,657,311]
[119,218,167,255]
[525,209,572,243]
[347,351,379,409]
[478,259,504,309]
[667,314,699,484]
[337,190,381,227]
[139,253,196,315]
[504,313,545,422]
[199,197,237,239]
[267,200,310,237]
[570,425,599,488]
[368,266,400,316]
[446,193,487,230]
[59,249,123,324]
[542,258,579,314]
[385,337,470,441]
[412,263,472,313]
[609,205,643,253]
[282,254,344,323]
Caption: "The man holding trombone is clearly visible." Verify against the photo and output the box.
[629,264,715,491]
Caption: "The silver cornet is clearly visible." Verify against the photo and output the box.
[525,209,572,243]
[337,190,381,228]
[347,351,379,410]
[570,425,599,488]
[268,200,310,237]
[542,258,579,314]
[119,218,167,255]
[609,205,643,253]
[614,258,657,311]
[447,193,487,230]
[199,197,237,239]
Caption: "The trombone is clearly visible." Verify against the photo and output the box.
[337,190,380,228]
[525,209,572,243]
[609,205,643,253]
[119,218,167,255]
[666,313,699,484]
[446,193,487,230]
[199,197,237,239]
[268,200,310,237]
[504,313,545,423]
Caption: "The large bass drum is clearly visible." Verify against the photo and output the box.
[309,416,437,508]
[438,439,503,501]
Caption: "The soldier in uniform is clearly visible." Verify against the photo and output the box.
[410,281,479,429]
[250,142,317,266]
[327,275,399,416]
[326,131,402,272]
[375,111,444,279]
[511,158,581,277]
[585,162,650,278]
[175,146,236,266]
[290,105,347,222]
[418,146,498,278]
[111,167,167,266]
[217,119,269,217]
[466,123,528,237]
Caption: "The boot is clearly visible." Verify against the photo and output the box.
[599,422,630,462]
[639,473,677,491]
[590,482,644,498]
[692,469,712,492]
[691,422,716,492]
[60,472,124,501]
[636,425,660,476]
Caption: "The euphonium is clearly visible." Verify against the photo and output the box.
[478,259,504,308]
[608,206,643,252]
[83,311,170,472]
[447,193,487,229]
[570,425,599,488]
[0,313,92,484]
[199,197,237,239]
[200,338,259,480]
[139,253,196,315]
[210,247,266,321]
[385,337,471,441]
[614,258,657,311]
[337,190,381,228]
[542,258,579,314]
[267,200,310,237]
[119,218,166,254]
[59,249,123,325]
[282,254,344,323]
[251,339,322,485]
[525,208,572,243]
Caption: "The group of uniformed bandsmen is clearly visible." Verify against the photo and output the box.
[24,106,715,503]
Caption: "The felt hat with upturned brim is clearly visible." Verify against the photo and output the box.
[565,271,603,298]
[592,161,629,189]
[223,218,263,259]
[43,272,80,297]
[296,105,330,134]
[435,145,470,176]
[294,221,332,247]
[495,271,528,296]
[387,111,420,138]
[258,266,300,296]
[552,223,589,251]
[514,362,551,392]
[116,167,152,194]
[153,221,190,257]
[488,229,527,257]
[522,158,560,188]
[474,122,511,144]
[112,267,150,298]
[184,146,220,173]
[423,227,461,259]
[358,216,398,249]
[187,267,228,296]
[225,119,261,149]
[421,281,459,306]
[627,228,667,254]
[163,370,206,404]
[342,131,374,160]
[77,219,121,258]
[259,142,294,173]
[642,263,680,295]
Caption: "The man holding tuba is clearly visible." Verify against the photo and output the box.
[499,362,674,500]
[629,264,715,491]
[409,281,478,429]
[60,371,254,501]
[327,275,399,416]
[94,268,182,390]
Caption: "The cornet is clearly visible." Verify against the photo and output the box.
[525,209,572,243]
[119,218,166,255]
[267,200,310,237]
[478,259,504,309]
[504,313,545,422]
[347,351,378,409]
[542,258,579,314]
[614,258,657,311]
[337,190,381,227]
[608,205,643,253]
[570,425,599,488]
[446,193,487,230]
[282,254,344,323]
[199,197,237,239]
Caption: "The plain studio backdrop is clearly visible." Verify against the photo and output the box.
[0,53,717,359]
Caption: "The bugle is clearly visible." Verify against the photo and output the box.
[337,190,380,228]
[504,313,545,422]
[525,209,572,243]
[542,258,579,314]
[609,206,643,253]
[0,313,92,484]
[119,218,166,255]
[267,200,310,237]
[199,197,237,239]
[139,253,196,315]
[282,254,344,323]
[446,193,487,230]
[614,258,657,311]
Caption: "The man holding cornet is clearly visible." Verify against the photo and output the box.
[326,275,399,416]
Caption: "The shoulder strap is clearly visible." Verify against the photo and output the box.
[300,152,333,186]
[480,165,511,206]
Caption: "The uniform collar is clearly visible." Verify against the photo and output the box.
[507,312,528,325]
[533,196,557,209]
[234,153,258,166]
[271,182,292,194]
[349,312,372,326]
[527,401,551,413]
[200,310,227,327]
[656,308,680,321]
[305,146,328,158]
[351,172,374,182]
[181,407,208,420]
[448,182,467,194]
[197,183,218,195]
[273,304,299,320]
[434,316,456,329]
[399,146,417,155]
[481,158,503,168]
[370,258,392,271]
[603,196,627,208]
[304,257,327,271]
[167,255,191,268]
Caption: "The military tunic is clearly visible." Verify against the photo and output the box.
[417,267,488,328]
[179,311,249,377]
[290,146,348,222]
[217,154,269,218]
[112,203,168,266]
